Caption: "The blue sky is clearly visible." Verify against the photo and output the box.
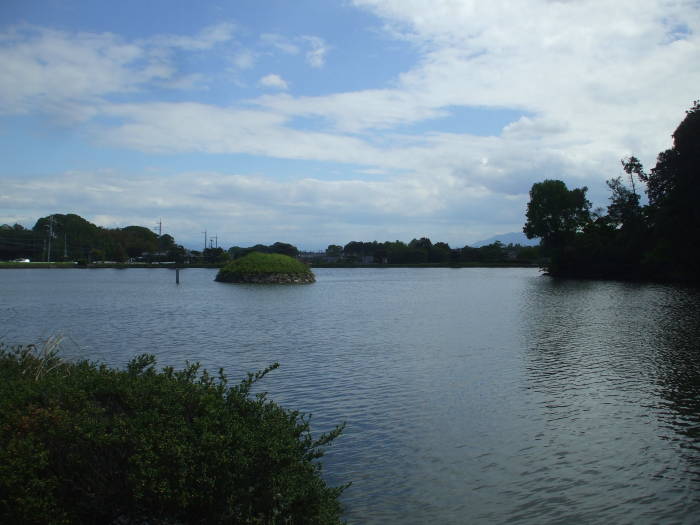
[1,0,699,249]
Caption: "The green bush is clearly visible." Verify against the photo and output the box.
[0,343,346,524]
[216,252,314,283]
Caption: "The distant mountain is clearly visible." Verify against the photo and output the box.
[470,232,540,248]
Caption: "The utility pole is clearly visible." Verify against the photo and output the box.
[45,215,54,263]
[209,236,218,249]
[202,229,207,252]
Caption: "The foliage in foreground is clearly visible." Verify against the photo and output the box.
[0,342,346,524]
[216,252,314,280]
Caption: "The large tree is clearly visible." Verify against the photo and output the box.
[522,102,699,281]
[640,101,700,276]
[523,179,591,251]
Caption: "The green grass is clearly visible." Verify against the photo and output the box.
[310,261,539,268]
[0,262,78,268]
[217,252,313,280]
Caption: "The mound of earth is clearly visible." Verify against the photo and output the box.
[215,252,315,284]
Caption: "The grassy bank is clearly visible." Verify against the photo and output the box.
[0,262,80,268]
[0,342,346,524]
[310,261,540,268]
[1,260,540,270]
[0,262,223,269]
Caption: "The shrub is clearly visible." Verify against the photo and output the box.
[0,343,346,524]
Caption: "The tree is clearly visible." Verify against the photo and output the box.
[606,176,641,227]
[479,241,505,262]
[120,226,159,258]
[167,244,187,264]
[113,243,128,263]
[641,100,700,276]
[522,101,699,281]
[325,245,343,257]
[430,241,451,263]
[159,234,176,251]
[271,242,299,257]
[408,237,432,252]
[0,224,36,260]
[523,179,591,251]
[203,247,229,264]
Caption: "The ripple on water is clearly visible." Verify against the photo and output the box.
[2,268,700,523]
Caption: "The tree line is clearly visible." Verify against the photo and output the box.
[2,213,540,266]
[0,214,185,263]
[315,238,539,265]
[523,101,699,282]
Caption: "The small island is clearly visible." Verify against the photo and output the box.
[215,251,316,284]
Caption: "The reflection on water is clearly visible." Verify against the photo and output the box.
[523,279,700,523]
[1,268,700,523]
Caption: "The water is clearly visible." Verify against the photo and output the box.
[2,267,700,524]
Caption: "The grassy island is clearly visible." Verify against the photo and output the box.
[215,252,315,284]
[0,343,345,524]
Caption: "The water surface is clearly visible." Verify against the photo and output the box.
[2,267,700,524]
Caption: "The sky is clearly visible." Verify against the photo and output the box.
[1,0,698,250]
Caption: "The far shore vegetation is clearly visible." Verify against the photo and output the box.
[0,215,541,269]
[523,100,699,283]
[0,341,346,524]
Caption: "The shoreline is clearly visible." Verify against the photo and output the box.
[0,261,540,270]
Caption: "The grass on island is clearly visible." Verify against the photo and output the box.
[216,251,314,280]
[0,340,346,524]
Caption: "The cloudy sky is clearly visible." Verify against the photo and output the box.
[1,0,698,250]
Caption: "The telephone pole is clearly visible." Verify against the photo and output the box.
[45,215,54,263]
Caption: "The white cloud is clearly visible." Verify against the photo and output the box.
[259,33,328,68]
[259,73,288,90]
[97,101,385,165]
[3,2,700,245]
[0,169,525,249]
[231,49,255,69]
[260,33,300,54]
[0,26,153,115]
[251,90,447,133]
[302,36,328,67]
[149,22,236,51]
[0,23,236,116]
[252,0,700,171]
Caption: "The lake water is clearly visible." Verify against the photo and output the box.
[2,267,700,524]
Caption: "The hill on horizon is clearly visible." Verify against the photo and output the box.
[470,232,540,248]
